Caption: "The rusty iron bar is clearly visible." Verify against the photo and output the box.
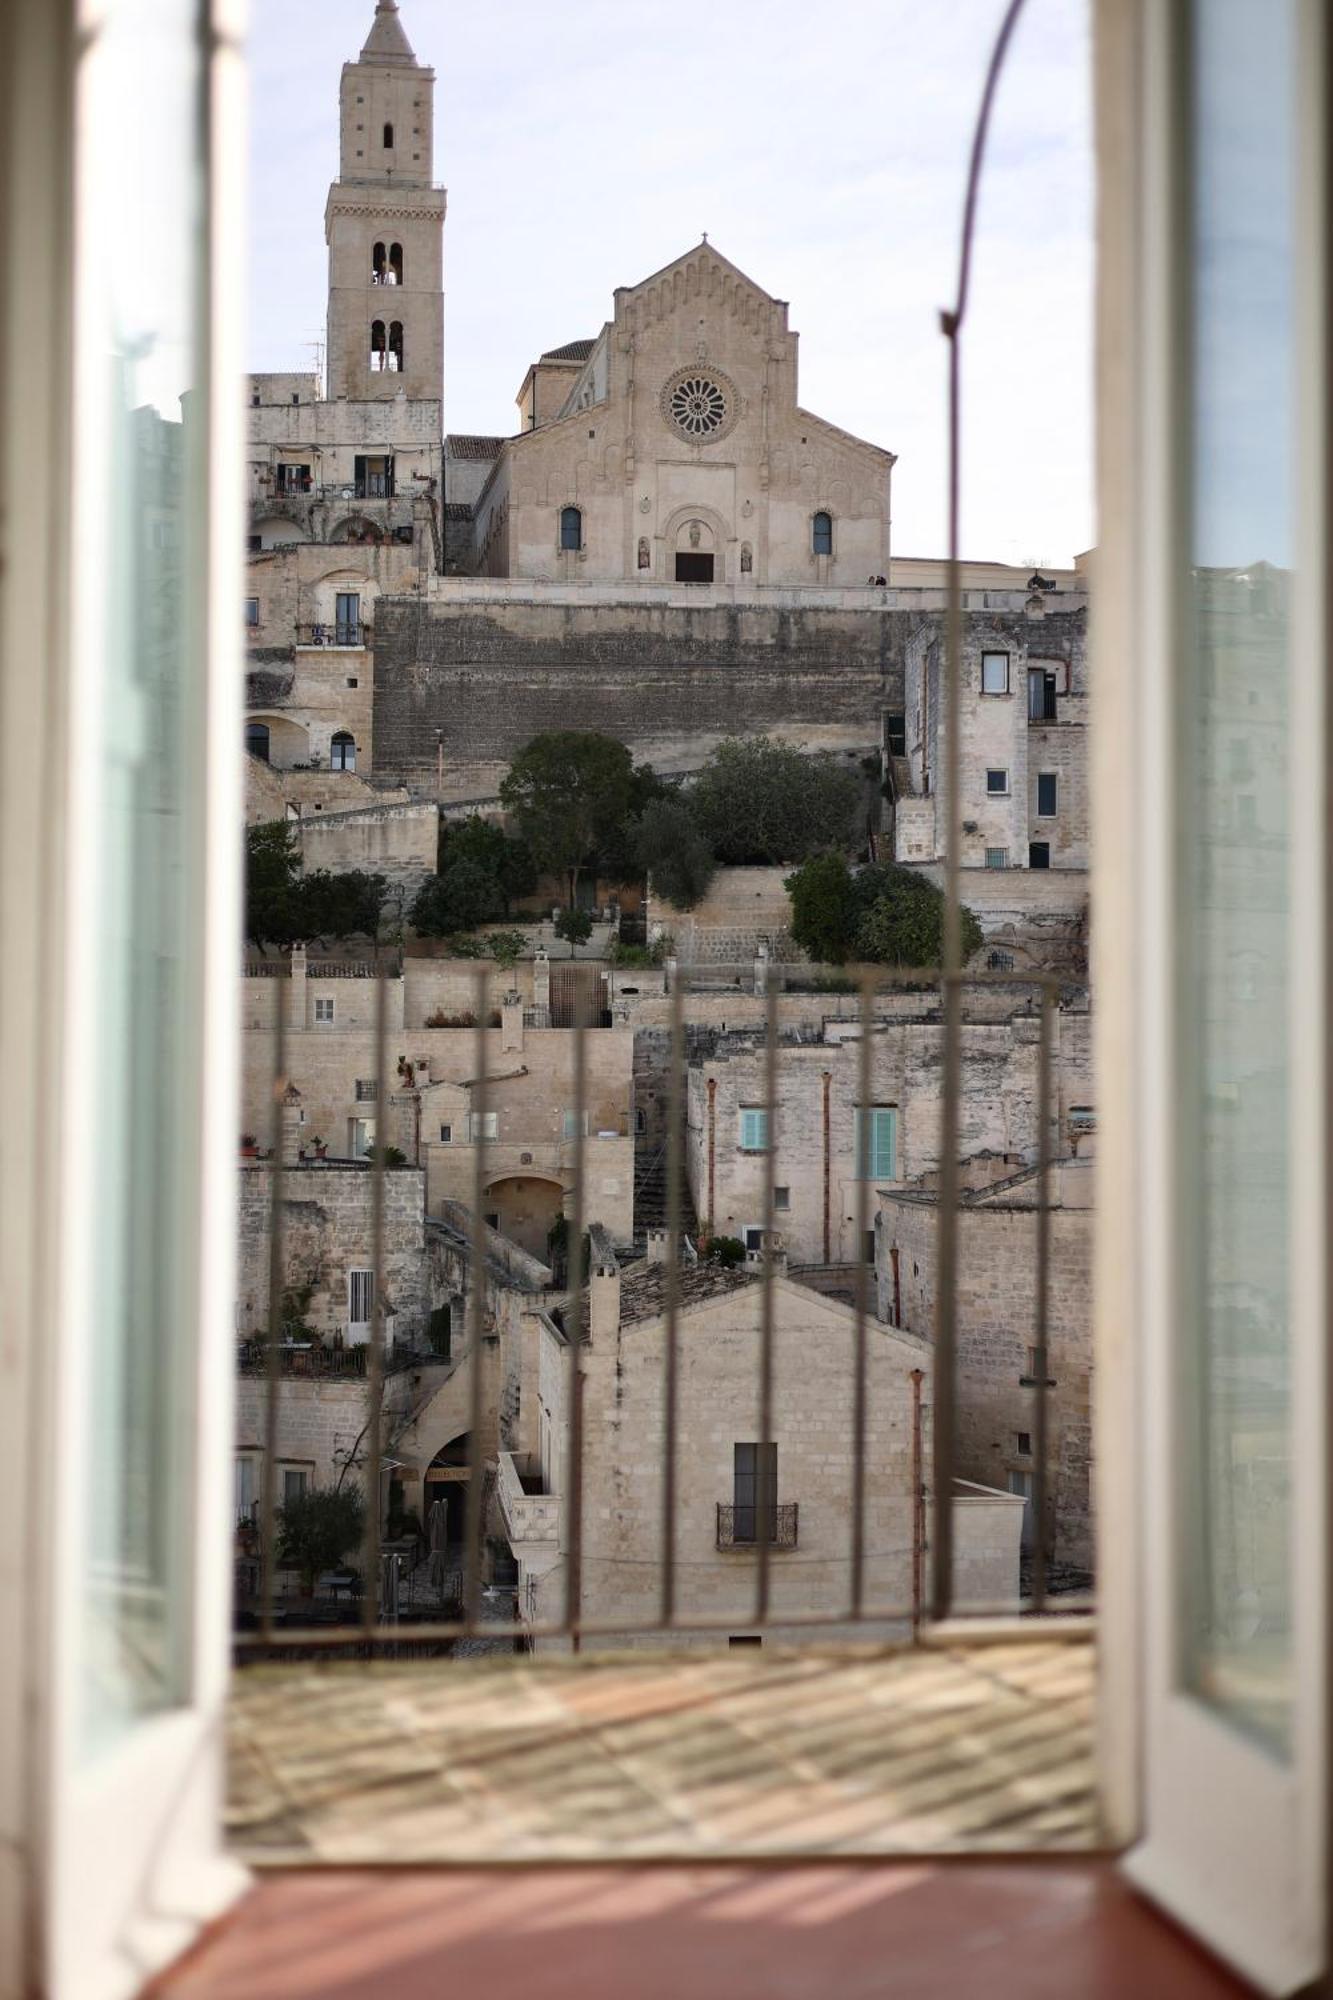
[755,972,779,1623]
[659,968,686,1626]
[259,969,288,1639]
[359,961,391,1630]
[564,1010,587,1639]
[1031,981,1054,1612]
[849,970,875,1618]
[462,966,489,1632]
[932,0,1030,1627]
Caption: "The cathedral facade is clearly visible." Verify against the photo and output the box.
[469,243,895,589]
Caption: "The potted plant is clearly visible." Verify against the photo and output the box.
[239,1133,258,1158]
[310,1134,327,1160]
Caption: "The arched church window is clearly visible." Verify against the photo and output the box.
[370,319,386,372]
[383,122,394,148]
[372,242,387,283]
[246,722,270,764]
[388,321,404,372]
[389,243,403,286]
[331,731,356,773]
[560,506,582,552]
[812,510,833,557]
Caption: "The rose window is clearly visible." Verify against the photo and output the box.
[668,375,728,439]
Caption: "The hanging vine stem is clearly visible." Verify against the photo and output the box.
[932,0,1029,1624]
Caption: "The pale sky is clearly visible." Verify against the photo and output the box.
[246,0,1094,566]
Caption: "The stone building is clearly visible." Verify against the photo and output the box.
[240,971,636,1257]
[468,239,894,588]
[503,1231,1023,1648]
[876,1161,1095,1576]
[684,1001,1093,1267]
[244,0,446,788]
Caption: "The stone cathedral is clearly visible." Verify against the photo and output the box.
[245,0,1087,858]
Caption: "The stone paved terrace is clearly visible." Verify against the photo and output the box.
[227,1631,1096,1865]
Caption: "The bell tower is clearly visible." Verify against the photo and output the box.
[324,1,446,404]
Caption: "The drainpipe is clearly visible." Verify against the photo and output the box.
[911,1368,925,1638]
[821,1071,832,1264]
[705,1077,717,1238]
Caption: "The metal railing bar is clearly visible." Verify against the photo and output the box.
[932,0,1030,1628]
[260,971,288,1639]
[849,970,874,1618]
[755,974,779,1622]
[564,1013,587,1640]
[1031,980,1054,1613]
[463,966,489,1629]
[659,969,685,1626]
[359,963,391,1630]
[234,1602,959,1650]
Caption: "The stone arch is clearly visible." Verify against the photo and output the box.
[244,711,309,769]
[483,1172,565,1260]
[660,502,731,583]
[330,514,384,544]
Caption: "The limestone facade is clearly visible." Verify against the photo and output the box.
[236,1160,430,1349]
[468,240,893,590]
[876,1163,1095,1574]
[685,1004,1093,1266]
[240,993,636,1257]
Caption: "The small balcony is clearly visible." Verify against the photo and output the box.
[296,620,371,649]
[497,1451,560,1546]
[716,1501,799,1550]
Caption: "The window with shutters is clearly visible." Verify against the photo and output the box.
[732,1442,779,1543]
[738,1106,768,1152]
[348,1269,375,1329]
[854,1105,898,1181]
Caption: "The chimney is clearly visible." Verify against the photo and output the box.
[533,948,551,1024]
[587,1224,621,1346]
[646,1227,669,1265]
[281,1083,303,1166]
[501,988,524,1052]
[290,943,307,1031]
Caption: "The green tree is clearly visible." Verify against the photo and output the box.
[500,731,636,904]
[633,796,716,910]
[245,820,301,948]
[276,1485,366,1597]
[554,905,594,957]
[785,855,983,969]
[409,857,497,938]
[785,852,860,964]
[292,867,387,945]
[438,814,537,913]
[487,930,528,974]
[688,736,862,865]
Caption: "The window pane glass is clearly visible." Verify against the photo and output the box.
[1181,0,1296,1752]
[77,0,206,1752]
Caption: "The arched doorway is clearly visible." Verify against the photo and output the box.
[331,730,356,772]
[484,1175,565,1259]
[674,516,715,584]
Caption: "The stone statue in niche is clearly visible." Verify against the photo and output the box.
[638,536,651,570]
[688,520,702,549]
[740,542,753,574]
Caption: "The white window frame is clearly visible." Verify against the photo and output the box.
[1037,770,1059,817]
[985,767,1009,795]
[313,995,334,1024]
[854,1104,898,1182]
[980,649,1009,694]
[347,1268,375,1339]
[984,847,1009,870]
[738,1105,768,1152]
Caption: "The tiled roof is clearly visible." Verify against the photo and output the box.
[446,434,506,460]
[540,339,595,364]
[443,501,472,522]
[618,1260,758,1328]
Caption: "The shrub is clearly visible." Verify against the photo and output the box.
[707,1234,747,1268]
[277,1485,366,1597]
[688,737,862,865]
[554,906,594,954]
[633,796,716,909]
[785,854,983,969]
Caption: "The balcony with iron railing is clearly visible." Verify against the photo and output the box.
[294,620,372,648]
[716,1501,799,1550]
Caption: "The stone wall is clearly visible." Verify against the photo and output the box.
[685,1006,1093,1266]
[296,799,438,896]
[236,1162,430,1348]
[372,592,904,797]
[876,1173,1094,1572]
[650,866,804,965]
